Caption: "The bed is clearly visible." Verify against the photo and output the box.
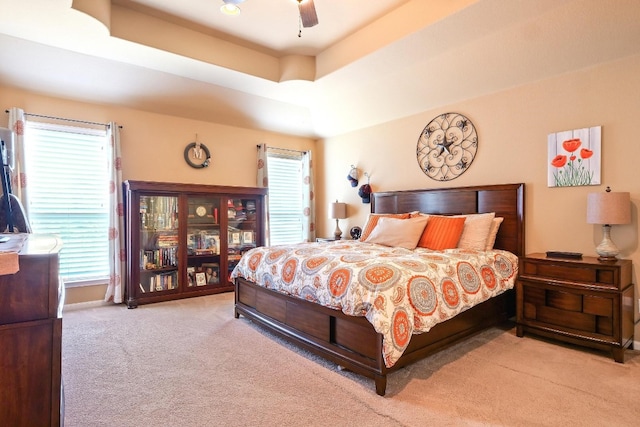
[233,183,524,395]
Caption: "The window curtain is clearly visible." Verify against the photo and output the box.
[104,123,126,303]
[302,151,316,242]
[7,107,29,210]
[256,143,270,245]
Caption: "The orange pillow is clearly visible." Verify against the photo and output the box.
[360,213,411,241]
[417,215,466,250]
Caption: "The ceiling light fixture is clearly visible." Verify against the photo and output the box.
[220,0,245,16]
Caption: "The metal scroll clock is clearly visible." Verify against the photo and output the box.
[184,140,211,169]
[416,112,478,181]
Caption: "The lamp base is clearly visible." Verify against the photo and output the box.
[595,224,619,262]
[334,219,342,239]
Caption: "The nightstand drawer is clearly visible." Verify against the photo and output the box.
[546,289,582,311]
[583,295,613,317]
[535,304,596,333]
[521,259,617,286]
[519,280,616,337]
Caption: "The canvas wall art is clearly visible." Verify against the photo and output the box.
[548,126,601,187]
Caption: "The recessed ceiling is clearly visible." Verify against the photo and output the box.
[0,0,639,138]
[113,0,410,56]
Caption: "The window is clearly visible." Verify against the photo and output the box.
[24,121,110,285]
[267,150,304,245]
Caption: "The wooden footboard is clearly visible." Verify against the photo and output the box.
[235,276,513,396]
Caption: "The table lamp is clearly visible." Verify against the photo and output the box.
[586,187,630,261]
[329,201,347,239]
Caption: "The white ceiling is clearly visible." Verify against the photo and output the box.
[1,0,639,138]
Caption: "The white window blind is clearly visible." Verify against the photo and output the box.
[267,151,304,245]
[24,121,110,285]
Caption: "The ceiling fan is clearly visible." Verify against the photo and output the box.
[220,0,318,34]
[297,0,318,28]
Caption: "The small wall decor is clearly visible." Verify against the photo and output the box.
[358,172,371,204]
[184,134,211,168]
[347,165,359,187]
[416,112,478,181]
[548,126,601,187]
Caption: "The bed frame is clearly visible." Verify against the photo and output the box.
[234,183,525,395]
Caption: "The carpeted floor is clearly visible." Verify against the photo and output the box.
[62,293,640,426]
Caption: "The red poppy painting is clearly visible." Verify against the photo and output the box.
[547,126,601,187]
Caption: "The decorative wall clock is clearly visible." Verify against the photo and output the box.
[184,141,211,168]
[349,226,362,240]
[416,112,478,181]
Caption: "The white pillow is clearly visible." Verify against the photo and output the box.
[364,216,429,249]
[485,217,504,250]
[455,212,496,251]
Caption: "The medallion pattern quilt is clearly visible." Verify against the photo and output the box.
[231,241,518,367]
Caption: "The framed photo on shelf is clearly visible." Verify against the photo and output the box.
[187,266,196,287]
[195,272,207,287]
[206,234,220,254]
[230,231,241,245]
[242,231,254,245]
[201,262,220,285]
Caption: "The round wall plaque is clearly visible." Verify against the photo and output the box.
[416,112,478,181]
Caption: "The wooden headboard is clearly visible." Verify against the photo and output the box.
[371,183,525,256]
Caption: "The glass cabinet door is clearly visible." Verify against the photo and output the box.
[186,195,222,288]
[226,197,258,284]
[138,195,179,293]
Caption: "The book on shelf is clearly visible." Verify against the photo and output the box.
[147,271,178,291]
[142,247,177,269]
[156,233,179,247]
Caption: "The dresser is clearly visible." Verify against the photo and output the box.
[0,234,64,426]
[516,253,634,362]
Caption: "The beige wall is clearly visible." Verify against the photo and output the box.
[0,86,315,186]
[2,54,639,334]
[0,86,316,303]
[317,54,640,332]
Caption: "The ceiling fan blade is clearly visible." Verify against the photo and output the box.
[298,0,318,28]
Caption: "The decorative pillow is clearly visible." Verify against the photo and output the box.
[364,216,429,249]
[360,213,411,241]
[484,217,504,250]
[456,212,496,251]
[417,215,466,250]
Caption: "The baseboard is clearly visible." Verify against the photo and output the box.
[63,300,110,312]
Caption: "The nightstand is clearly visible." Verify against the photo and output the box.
[516,253,634,362]
[316,237,341,242]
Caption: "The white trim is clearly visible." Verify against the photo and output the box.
[63,300,111,312]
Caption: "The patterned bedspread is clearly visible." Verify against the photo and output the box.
[231,241,518,367]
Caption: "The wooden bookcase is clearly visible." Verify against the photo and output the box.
[124,180,266,308]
